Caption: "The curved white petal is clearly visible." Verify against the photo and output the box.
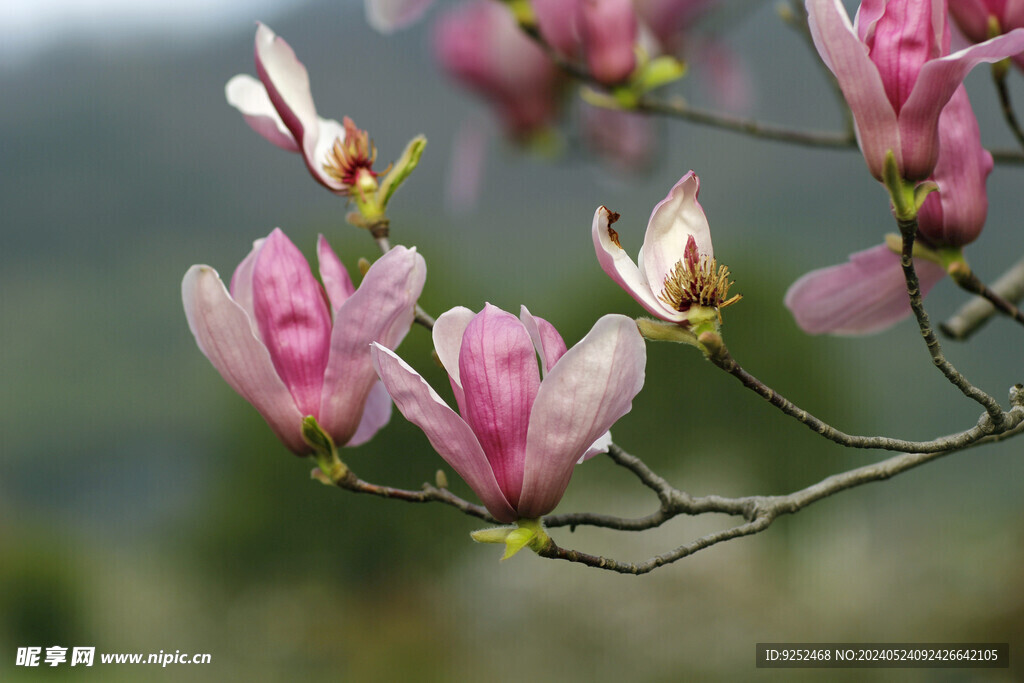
[225,74,300,152]
[637,171,714,293]
[592,205,685,322]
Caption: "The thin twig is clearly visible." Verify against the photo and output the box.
[636,95,856,148]
[993,63,1024,150]
[331,468,499,524]
[990,147,1024,164]
[948,264,1024,330]
[895,217,1007,424]
[941,254,1024,339]
[699,334,1015,452]
[538,416,1024,573]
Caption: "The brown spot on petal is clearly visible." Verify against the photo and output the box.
[602,207,623,249]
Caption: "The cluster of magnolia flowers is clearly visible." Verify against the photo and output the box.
[184,0,1024,549]
[184,23,733,536]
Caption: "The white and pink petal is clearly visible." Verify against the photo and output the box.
[317,246,426,445]
[182,265,307,454]
[593,205,683,322]
[371,344,517,522]
[518,314,645,518]
[225,75,300,152]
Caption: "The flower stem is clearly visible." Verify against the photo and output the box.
[992,61,1024,150]
[895,216,1006,425]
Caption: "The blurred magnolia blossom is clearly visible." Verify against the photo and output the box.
[182,229,426,454]
[949,0,1024,70]
[806,0,1024,181]
[433,1,566,140]
[593,171,738,327]
[581,104,658,174]
[225,24,380,196]
[534,0,640,85]
[785,86,992,335]
[365,0,435,33]
[371,304,645,522]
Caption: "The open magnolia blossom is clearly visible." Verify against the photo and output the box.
[807,0,1024,181]
[593,171,738,327]
[785,85,990,335]
[371,304,645,523]
[182,229,426,454]
[225,24,378,195]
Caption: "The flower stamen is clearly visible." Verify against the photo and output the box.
[658,236,740,314]
[322,117,386,199]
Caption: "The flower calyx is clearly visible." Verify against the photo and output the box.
[470,518,552,560]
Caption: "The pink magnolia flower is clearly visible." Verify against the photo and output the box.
[533,0,638,84]
[371,305,646,522]
[182,229,426,453]
[433,1,565,140]
[225,24,378,194]
[593,171,736,324]
[807,0,1024,180]
[950,0,1024,69]
[785,86,991,335]
[581,0,640,84]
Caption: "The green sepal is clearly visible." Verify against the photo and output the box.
[469,518,551,560]
[635,55,686,93]
[503,0,536,27]
[635,318,700,346]
[882,150,917,221]
[470,527,513,544]
[913,181,938,212]
[502,527,536,560]
[378,135,427,210]
[302,416,347,483]
[581,86,626,110]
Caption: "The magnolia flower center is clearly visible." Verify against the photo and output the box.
[658,238,740,313]
[322,117,380,196]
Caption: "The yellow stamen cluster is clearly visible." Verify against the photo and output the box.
[658,253,740,313]
[322,117,380,197]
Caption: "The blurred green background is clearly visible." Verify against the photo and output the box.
[2,0,1023,680]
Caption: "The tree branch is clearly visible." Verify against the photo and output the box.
[537,413,1024,573]
[941,254,1024,340]
[698,334,1017,453]
[895,216,1006,424]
